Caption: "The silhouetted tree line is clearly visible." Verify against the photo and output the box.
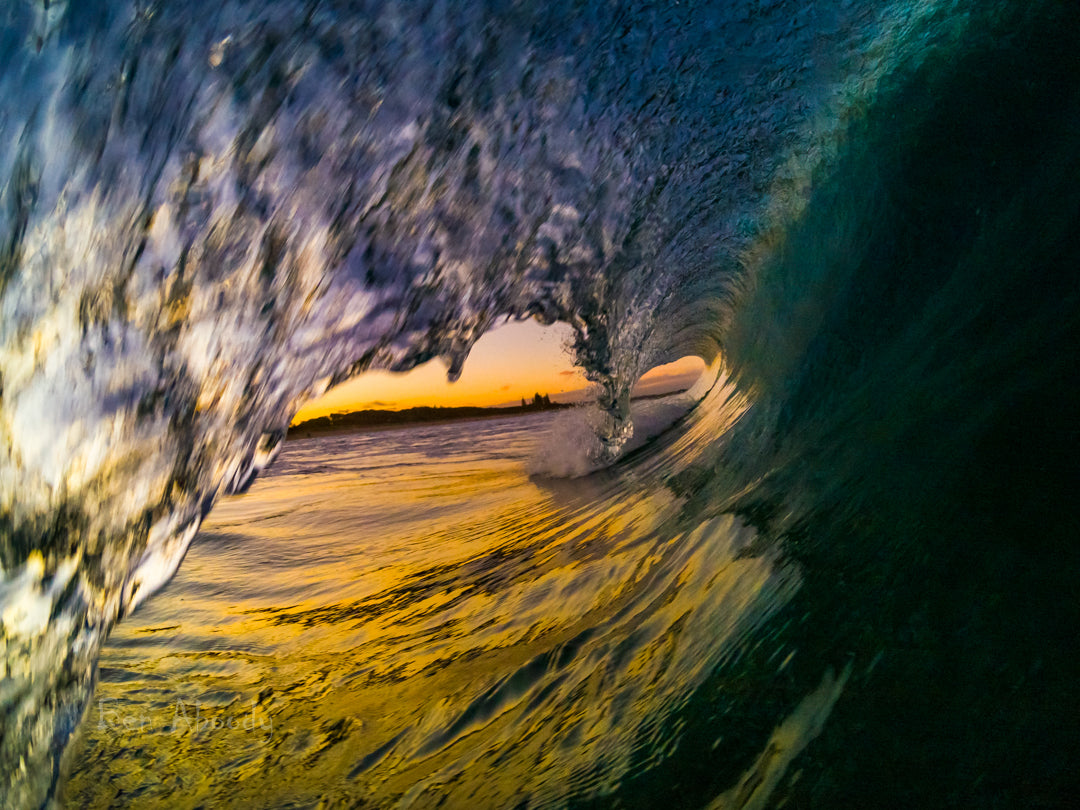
[291,393,565,438]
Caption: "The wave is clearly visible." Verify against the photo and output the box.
[3,0,1080,807]
[528,361,721,478]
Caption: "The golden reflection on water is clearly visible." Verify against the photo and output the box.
[63,393,791,809]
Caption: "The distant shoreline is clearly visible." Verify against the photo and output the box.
[287,389,691,440]
[287,400,572,439]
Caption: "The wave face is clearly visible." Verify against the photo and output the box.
[3,1,1080,807]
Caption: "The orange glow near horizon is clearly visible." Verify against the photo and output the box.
[291,320,706,424]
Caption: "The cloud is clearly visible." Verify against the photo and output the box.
[559,370,578,376]
[500,384,512,390]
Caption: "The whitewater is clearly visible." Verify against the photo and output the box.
[2,1,1079,807]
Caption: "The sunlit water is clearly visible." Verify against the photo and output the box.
[63,400,796,808]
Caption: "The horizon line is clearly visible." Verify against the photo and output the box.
[290,383,698,426]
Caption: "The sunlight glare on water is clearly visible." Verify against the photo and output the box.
[64,400,790,809]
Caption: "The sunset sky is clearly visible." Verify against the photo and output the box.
[292,320,705,423]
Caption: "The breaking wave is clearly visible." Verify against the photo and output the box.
[2,1,1079,807]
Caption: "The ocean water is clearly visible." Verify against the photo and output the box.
[64,396,800,808]
[3,1,1080,807]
